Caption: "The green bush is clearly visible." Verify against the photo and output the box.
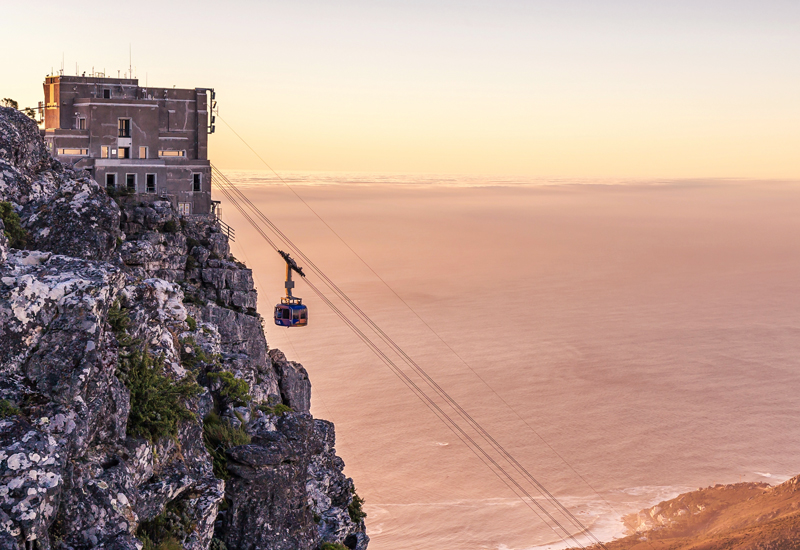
[348,490,367,523]
[0,201,27,249]
[258,403,292,416]
[110,301,201,442]
[0,399,20,419]
[162,220,178,233]
[121,349,202,442]
[207,371,251,407]
[182,292,207,306]
[203,412,251,480]
[108,301,131,333]
[209,538,227,550]
[137,499,195,550]
[180,336,208,369]
[320,543,348,550]
[185,316,197,331]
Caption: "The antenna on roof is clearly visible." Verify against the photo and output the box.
[129,44,132,80]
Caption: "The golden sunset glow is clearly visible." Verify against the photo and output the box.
[2,1,798,178]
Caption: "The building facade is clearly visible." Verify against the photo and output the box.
[43,74,215,214]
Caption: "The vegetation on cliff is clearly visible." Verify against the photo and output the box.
[110,301,202,442]
[0,201,27,248]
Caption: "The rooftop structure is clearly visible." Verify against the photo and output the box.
[43,74,215,215]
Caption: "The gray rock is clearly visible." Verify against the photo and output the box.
[0,219,7,265]
[270,349,312,413]
[221,414,367,550]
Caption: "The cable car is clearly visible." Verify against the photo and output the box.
[274,250,308,328]
[274,297,308,327]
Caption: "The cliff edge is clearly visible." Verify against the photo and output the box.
[0,106,368,550]
[579,477,800,550]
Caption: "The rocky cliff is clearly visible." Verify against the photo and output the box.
[0,106,368,550]
[581,477,800,550]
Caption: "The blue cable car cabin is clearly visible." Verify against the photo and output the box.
[275,250,308,327]
[274,298,308,327]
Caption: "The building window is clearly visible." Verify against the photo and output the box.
[118,147,130,159]
[192,173,202,192]
[118,118,131,138]
[77,118,86,130]
[103,89,111,99]
[106,173,117,189]
[126,174,136,192]
[178,202,191,216]
[158,150,185,157]
[139,146,148,159]
[146,174,156,194]
[57,148,88,156]
[101,146,109,159]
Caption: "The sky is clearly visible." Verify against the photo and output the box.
[1,0,798,178]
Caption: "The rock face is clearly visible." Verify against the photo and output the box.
[578,478,800,550]
[0,107,367,549]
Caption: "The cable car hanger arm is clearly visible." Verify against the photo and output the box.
[278,250,305,277]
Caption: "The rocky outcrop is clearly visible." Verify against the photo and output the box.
[0,106,367,549]
[0,106,122,262]
[221,414,367,550]
[579,478,800,550]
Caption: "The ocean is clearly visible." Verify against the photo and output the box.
[217,172,800,549]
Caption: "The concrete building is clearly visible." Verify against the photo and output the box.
[42,74,215,214]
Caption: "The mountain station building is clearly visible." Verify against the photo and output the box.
[42,74,215,215]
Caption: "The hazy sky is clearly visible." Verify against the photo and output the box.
[1,0,798,177]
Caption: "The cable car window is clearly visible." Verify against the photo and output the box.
[282,309,291,320]
[300,311,307,319]
[274,308,281,318]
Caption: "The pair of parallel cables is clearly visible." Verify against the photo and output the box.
[210,116,610,549]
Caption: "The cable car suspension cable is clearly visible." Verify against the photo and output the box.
[215,115,620,526]
[212,168,605,549]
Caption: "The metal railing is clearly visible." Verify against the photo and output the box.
[216,217,235,242]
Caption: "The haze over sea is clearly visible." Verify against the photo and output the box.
[219,171,800,550]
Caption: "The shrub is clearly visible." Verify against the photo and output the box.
[0,201,27,249]
[108,301,131,333]
[162,220,178,233]
[185,316,197,331]
[180,336,208,369]
[137,499,195,550]
[185,255,198,270]
[121,349,202,442]
[320,543,348,550]
[209,538,227,550]
[0,399,20,419]
[207,371,251,407]
[258,403,292,417]
[182,292,207,306]
[109,302,200,443]
[203,412,251,480]
[348,490,367,523]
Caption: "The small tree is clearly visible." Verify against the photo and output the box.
[23,107,36,120]
[1,98,18,109]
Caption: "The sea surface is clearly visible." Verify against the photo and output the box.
[217,171,800,549]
